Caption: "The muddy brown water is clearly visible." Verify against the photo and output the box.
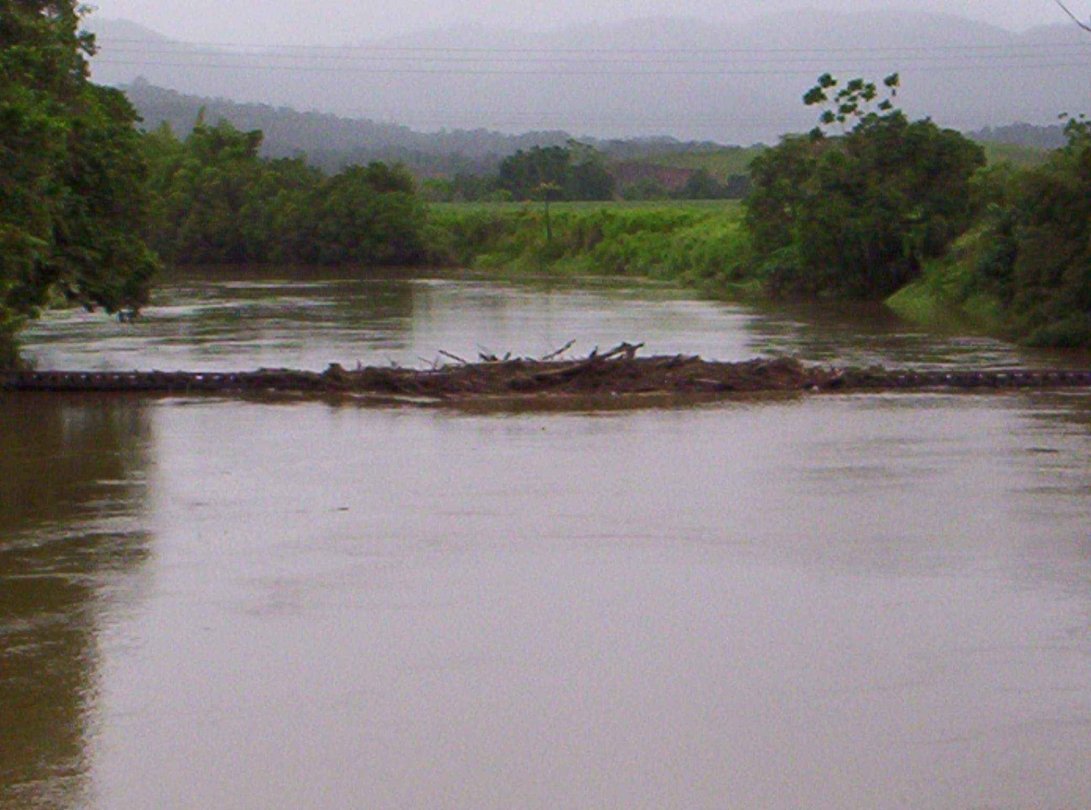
[3,268,1091,809]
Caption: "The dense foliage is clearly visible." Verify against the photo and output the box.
[745,75,985,299]
[971,118,1091,346]
[143,119,428,266]
[1,1,158,363]
[497,143,616,201]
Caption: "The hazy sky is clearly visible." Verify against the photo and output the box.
[87,0,1076,45]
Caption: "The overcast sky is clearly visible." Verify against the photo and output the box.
[87,0,1077,45]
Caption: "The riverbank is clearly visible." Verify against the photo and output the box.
[425,200,997,335]
[424,199,1087,351]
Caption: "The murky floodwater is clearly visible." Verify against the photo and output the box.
[3,269,1091,809]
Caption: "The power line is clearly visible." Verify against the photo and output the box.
[1054,0,1091,32]
[95,36,1091,55]
[96,46,1091,67]
[91,58,1091,76]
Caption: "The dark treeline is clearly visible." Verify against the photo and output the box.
[126,81,753,202]
[422,144,749,203]
[143,119,427,266]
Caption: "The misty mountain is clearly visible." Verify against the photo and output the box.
[85,11,1090,143]
[122,81,728,175]
[968,122,1068,149]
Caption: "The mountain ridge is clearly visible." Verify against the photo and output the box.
[86,11,1090,141]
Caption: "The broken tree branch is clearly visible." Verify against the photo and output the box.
[438,350,469,365]
[541,339,577,361]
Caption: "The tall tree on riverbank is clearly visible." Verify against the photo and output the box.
[745,74,984,299]
[0,1,159,365]
[972,115,1091,346]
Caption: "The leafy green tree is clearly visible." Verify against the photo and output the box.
[563,141,615,200]
[1,1,158,364]
[497,143,614,201]
[974,116,1091,345]
[746,74,984,298]
[144,119,428,267]
[143,118,269,263]
[498,146,570,200]
[300,163,426,265]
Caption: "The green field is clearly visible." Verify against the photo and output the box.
[426,200,755,295]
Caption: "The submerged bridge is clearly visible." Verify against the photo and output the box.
[3,354,1091,401]
[0,369,332,394]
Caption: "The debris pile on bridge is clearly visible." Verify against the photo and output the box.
[3,342,1091,402]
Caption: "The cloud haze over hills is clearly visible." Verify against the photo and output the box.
[87,0,1079,44]
[85,9,1091,143]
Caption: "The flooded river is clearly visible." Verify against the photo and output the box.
[3,269,1090,809]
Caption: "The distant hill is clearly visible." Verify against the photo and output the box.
[124,81,570,173]
[86,11,1091,143]
[123,81,730,176]
[968,122,1067,149]
[124,79,1071,183]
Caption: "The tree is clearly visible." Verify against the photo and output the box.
[301,163,426,265]
[1,1,158,365]
[745,74,985,299]
[974,115,1091,346]
[497,143,614,201]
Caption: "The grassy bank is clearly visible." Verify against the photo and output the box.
[884,227,1006,335]
[426,200,758,296]
[423,199,1060,347]
[426,199,995,328]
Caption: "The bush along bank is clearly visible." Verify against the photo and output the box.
[889,117,1091,348]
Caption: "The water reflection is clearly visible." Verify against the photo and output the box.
[25,266,1088,374]
[0,396,152,810]
[21,267,419,372]
[741,299,1091,369]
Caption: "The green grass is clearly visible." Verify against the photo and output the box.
[425,200,753,295]
[885,227,1005,333]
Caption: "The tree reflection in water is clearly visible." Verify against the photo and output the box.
[0,396,151,809]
